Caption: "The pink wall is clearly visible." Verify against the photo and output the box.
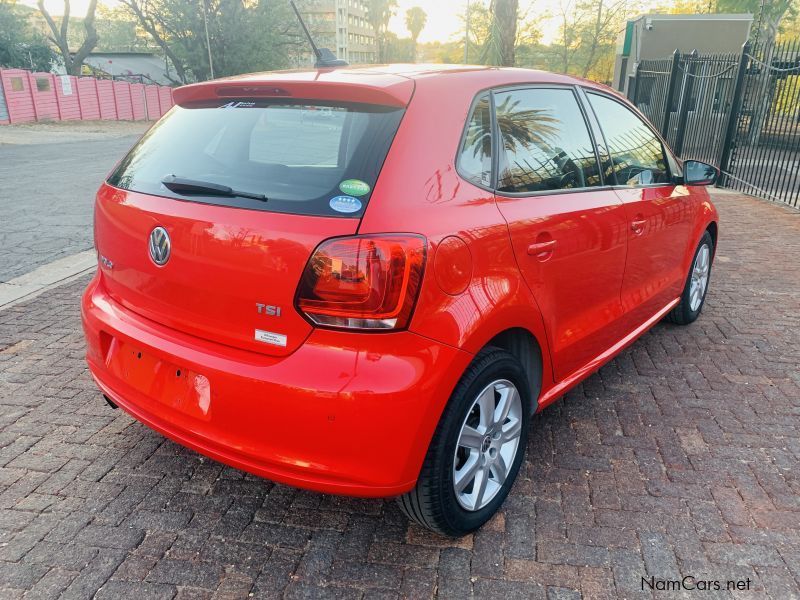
[0,68,174,125]
[114,81,134,120]
[77,77,101,120]
[131,83,147,121]
[96,79,116,120]
[145,85,162,119]
[1,69,36,123]
[29,72,59,121]
[158,86,173,116]
[55,75,80,120]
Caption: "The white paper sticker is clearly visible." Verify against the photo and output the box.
[59,75,73,96]
[254,329,287,347]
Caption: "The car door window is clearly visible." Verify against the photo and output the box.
[587,92,669,187]
[457,94,493,188]
[493,88,602,194]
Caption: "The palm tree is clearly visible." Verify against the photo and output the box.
[481,0,518,67]
[366,0,398,63]
[493,95,560,153]
[405,6,427,60]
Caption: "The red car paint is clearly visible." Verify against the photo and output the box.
[82,64,718,496]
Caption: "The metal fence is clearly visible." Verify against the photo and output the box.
[629,39,800,208]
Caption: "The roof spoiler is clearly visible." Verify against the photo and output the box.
[172,78,415,108]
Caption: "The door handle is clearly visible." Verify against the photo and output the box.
[631,219,647,235]
[527,239,557,259]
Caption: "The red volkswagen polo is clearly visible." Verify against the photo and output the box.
[82,64,719,536]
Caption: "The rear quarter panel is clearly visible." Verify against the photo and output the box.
[358,72,554,398]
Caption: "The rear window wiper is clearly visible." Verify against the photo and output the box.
[161,175,268,202]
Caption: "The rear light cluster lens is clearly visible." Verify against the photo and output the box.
[295,234,426,330]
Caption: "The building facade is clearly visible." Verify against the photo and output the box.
[302,0,377,66]
[612,13,753,96]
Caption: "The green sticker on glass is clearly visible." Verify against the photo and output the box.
[339,179,371,196]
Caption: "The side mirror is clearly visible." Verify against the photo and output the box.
[683,160,719,186]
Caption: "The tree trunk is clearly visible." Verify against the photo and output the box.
[493,0,518,67]
[69,0,99,76]
[37,0,99,76]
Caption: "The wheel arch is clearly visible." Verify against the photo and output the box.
[682,195,719,273]
[484,328,544,414]
[706,220,718,255]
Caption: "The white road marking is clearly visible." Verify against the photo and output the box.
[0,250,96,310]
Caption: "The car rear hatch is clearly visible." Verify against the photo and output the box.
[94,73,412,357]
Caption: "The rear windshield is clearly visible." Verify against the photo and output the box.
[107,100,404,217]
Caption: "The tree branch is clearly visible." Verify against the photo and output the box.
[119,0,187,82]
[37,0,72,71]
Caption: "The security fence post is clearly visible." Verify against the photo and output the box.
[628,62,640,103]
[661,49,681,138]
[718,41,751,182]
[674,49,698,157]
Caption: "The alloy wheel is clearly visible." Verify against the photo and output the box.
[689,243,711,312]
[453,379,523,511]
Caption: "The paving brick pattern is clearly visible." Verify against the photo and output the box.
[0,192,798,599]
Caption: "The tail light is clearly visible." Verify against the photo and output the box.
[295,234,426,330]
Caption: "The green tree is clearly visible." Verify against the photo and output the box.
[404,6,426,58]
[0,0,57,71]
[366,0,397,62]
[93,4,154,52]
[551,0,628,81]
[119,0,302,83]
[717,0,795,45]
[383,31,415,62]
[461,1,492,63]
[37,0,99,75]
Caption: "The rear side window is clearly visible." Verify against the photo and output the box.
[108,100,404,217]
[457,94,493,187]
[494,88,602,194]
[586,92,669,186]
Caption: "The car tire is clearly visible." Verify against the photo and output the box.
[397,347,532,537]
[666,230,714,326]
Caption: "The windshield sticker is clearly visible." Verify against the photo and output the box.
[339,179,371,197]
[329,196,362,214]
[220,101,256,109]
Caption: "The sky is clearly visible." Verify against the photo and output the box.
[389,0,563,44]
[27,0,570,45]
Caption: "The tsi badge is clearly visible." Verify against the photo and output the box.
[254,303,285,347]
[256,303,282,317]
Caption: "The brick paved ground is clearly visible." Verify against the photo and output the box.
[0,191,798,599]
[0,123,147,282]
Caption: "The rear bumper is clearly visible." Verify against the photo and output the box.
[81,274,471,496]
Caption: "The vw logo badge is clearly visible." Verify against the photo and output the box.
[148,226,171,266]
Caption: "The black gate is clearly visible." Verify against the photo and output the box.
[629,40,800,208]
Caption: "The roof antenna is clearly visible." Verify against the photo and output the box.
[289,0,349,69]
